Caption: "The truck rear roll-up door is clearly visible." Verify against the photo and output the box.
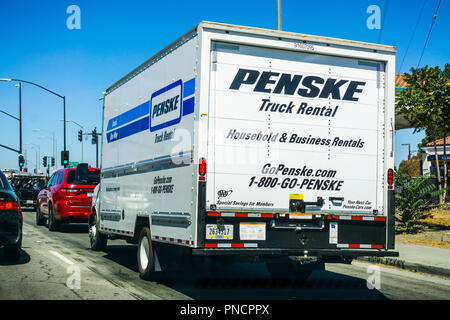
[206,42,386,216]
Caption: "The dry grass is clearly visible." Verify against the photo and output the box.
[423,205,450,229]
[396,232,450,249]
[396,205,450,249]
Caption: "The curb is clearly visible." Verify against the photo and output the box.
[355,256,450,278]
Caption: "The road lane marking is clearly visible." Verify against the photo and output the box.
[49,250,74,265]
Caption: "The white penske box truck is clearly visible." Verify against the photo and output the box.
[90,21,399,280]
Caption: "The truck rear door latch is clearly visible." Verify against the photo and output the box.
[289,196,324,213]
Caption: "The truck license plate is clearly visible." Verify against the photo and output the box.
[206,224,233,240]
[87,192,93,197]
[26,200,34,204]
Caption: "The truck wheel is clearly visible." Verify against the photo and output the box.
[89,213,107,251]
[36,206,46,226]
[266,262,314,281]
[47,205,59,232]
[137,227,155,280]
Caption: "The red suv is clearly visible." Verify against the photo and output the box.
[36,165,100,231]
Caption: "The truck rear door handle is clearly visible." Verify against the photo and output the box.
[270,220,325,231]
[329,197,344,202]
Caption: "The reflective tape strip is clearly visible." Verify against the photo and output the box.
[153,235,193,246]
[204,243,258,248]
[207,212,274,218]
[337,244,383,249]
[100,226,132,235]
[289,214,313,219]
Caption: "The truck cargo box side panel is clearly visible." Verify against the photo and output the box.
[100,34,199,242]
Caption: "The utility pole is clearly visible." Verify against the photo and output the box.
[277,0,282,30]
[402,143,411,160]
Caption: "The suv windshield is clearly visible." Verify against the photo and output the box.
[11,176,46,191]
[67,170,100,186]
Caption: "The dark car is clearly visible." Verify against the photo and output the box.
[9,173,46,210]
[0,169,23,260]
[37,164,100,231]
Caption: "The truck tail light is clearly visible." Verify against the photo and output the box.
[387,169,394,189]
[199,158,207,176]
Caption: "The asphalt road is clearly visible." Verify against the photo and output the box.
[0,210,449,300]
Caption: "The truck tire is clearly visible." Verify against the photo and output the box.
[47,205,59,232]
[36,205,46,226]
[137,227,155,280]
[88,213,108,251]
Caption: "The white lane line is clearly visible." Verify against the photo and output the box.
[49,250,74,265]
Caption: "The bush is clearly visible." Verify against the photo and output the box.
[394,170,447,233]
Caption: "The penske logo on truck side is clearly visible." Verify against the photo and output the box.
[150,80,183,132]
[105,78,195,143]
[229,68,366,101]
[151,95,180,119]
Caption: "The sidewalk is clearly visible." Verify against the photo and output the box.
[357,243,450,278]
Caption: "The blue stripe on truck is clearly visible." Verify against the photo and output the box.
[106,116,149,143]
[106,101,149,131]
[183,78,195,98]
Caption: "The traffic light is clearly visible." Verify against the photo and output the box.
[91,128,97,145]
[43,156,47,167]
[51,157,55,167]
[61,150,69,166]
[18,155,25,168]
[78,129,83,142]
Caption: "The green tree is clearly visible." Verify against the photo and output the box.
[398,152,421,177]
[395,170,446,233]
[396,64,449,203]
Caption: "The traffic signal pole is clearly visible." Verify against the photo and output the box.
[18,83,22,155]
[95,136,98,168]
[89,128,101,168]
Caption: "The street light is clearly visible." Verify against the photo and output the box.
[33,129,56,168]
[0,82,22,160]
[25,142,41,173]
[60,119,83,162]
[0,77,67,167]
[38,136,57,167]
[0,107,20,154]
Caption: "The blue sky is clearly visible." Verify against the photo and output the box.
[0,0,449,171]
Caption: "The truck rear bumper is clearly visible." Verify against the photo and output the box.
[191,248,399,258]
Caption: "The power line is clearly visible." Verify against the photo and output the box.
[377,0,389,43]
[417,0,442,68]
[398,0,427,73]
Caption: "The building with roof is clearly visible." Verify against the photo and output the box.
[421,137,450,179]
